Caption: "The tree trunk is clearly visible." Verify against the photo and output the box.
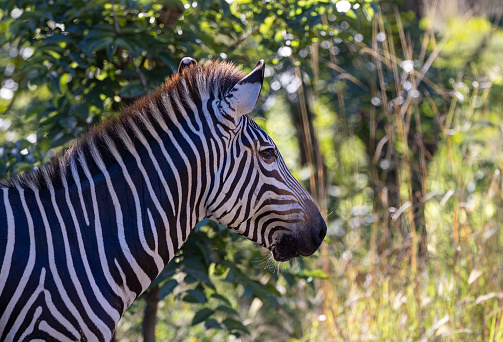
[142,285,160,342]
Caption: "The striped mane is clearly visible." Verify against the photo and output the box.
[3,60,246,190]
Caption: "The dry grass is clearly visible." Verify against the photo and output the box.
[297,5,503,342]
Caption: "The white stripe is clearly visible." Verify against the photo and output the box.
[147,209,159,256]
[171,92,206,228]
[183,96,213,216]
[4,268,76,341]
[16,306,42,342]
[0,188,37,337]
[217,167,259,226]
[145,104,185,250]
[90,138,152,293]
[206,101,239,206]
[40,288,79,339]
[113,124,165,271]
[150,100,191,249]
[209,102,229,167]
[136,114,176,216]
[126,119,175,262]
[44,168,107,340]
[70,157,90,226]
[78,150,128,306]
[39,320,68,341]
[64,158,120,332]
[0,188,15,296]
[161,96,199,237]
[30,182,84,340]
[113,258,136,309]
[209,132,245,213]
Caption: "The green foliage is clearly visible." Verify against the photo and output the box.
[3,0,503,341]
[1,0,346,339]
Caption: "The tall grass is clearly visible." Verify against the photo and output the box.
[298,6,503,342]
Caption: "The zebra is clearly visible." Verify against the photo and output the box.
[0,58,327,341]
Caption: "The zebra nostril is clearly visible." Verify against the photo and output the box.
[318,225,326,241]
[312,216,327,246]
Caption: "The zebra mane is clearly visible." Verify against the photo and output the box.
[3,60,247,190]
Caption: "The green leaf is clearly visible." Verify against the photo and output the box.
[151,262,178,288]
[72,103,89,120]
[119,81,145,98]
[183,289,207,304]
[182,255,207,272]
[12,162,33,174]
[216,305,239,317]
[49,75,61,94]
[115,37,138,54]
[204,318,222,329]
[83,36,114,55]
[242,285,254,299]
[294,269,328,280]
[211,293,231,306]
[183,275,197,283]
[222,318,248,332]
[191,308,214,325]
[158,279,177,300]
[106,42,118,61]
[68,51,86,67]
[45,34,74,44]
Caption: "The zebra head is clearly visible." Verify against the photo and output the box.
[179,58,327,261]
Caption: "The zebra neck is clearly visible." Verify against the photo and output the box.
[67,106,212,308]
[1,106,213,320]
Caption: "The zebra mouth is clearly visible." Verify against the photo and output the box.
[271,235,301,262]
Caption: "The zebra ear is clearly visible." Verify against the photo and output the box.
[222,60,265,118]
[178,57,197,73]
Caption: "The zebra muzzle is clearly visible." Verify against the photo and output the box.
[272,210,327,262]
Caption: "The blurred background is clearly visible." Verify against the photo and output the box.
[1,0,503,340]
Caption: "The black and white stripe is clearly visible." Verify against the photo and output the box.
[0,58,326,341]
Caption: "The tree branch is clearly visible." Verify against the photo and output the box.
[226,25,261,54]
[110,0,121,35]
[128,53,148,89]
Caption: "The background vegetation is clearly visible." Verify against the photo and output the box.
[1,0,503,340]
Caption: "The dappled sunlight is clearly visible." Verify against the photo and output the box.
[2,0,503,341]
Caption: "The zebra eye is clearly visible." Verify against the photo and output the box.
[260,148,276,160]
